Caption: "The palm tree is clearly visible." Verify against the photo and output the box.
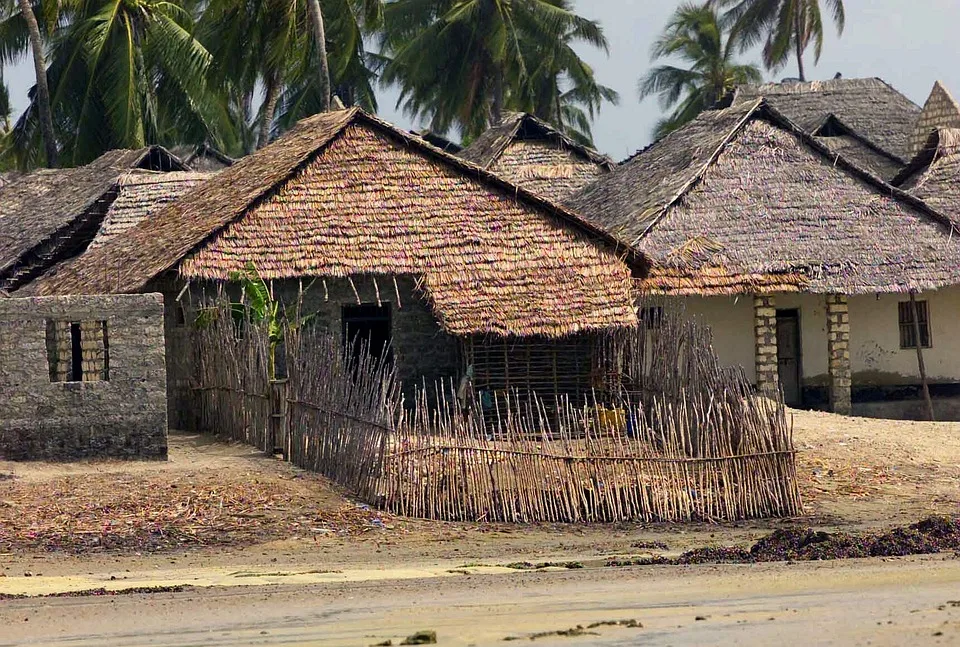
[639,2,762,140]
[8,0,232,167]
[201,0,380,152]
[380,0,610,142]
[713,0,844,81]
[0,0,61,165]
[520,26,618,145]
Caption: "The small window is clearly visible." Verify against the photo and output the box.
[46,320,109,382]
[640,306,664,330]
[898,301,931,349]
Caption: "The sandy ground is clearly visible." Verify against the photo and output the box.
[2,410,960,645]
[4,556,960,646]
[2,408,960,574]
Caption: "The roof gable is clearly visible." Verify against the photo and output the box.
[733,77,920,161]
[893,128,960,226]
[459,113,613,170]
[908,81,960,159]
[34,109,644,337]
[641,118,960,294]
[0,145,186,284]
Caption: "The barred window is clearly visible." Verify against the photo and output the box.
[640,306,664,330]
[898,301,931,349]
[46,320,109,382]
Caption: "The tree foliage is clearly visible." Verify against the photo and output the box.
[639,2,762,140]
[713,0,844,81]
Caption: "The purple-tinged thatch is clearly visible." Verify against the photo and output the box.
[732,77,920,162]
[33,108,646,339]
[459,113,613,202]
[567,100,960,296]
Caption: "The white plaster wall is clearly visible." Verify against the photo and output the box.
[850,286,960,383]
[668,296,756,382]
[773,293,830,383]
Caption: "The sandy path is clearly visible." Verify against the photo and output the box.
[3,556,960,646]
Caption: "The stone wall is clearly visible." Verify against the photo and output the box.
[183,274,462,399]
[909,81,960,158]
[753,295,779,396]
[0,293,168,460]
[826,294,852,415]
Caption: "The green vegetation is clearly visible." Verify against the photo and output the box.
[639,2,761,139]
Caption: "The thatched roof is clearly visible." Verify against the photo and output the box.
[812,115,905,181]
[732,78,920,162]
[458,113,613,202]
[892,128,960,225]
[567,99,960,296]
[0,146,186,289]
[87,171,212,251]
[170,144,236,172]
[34,108,645,338]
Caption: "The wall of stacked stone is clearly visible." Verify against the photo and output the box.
[909,82,960,158]
[753,295,779,396]
[825,294,852,415]
[0,293,167,460]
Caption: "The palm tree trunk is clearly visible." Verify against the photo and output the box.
[306,0,331,112]
[257,73,281,149]
[491,71,504,124]
[18,0,57,167]
[554,89,564,132]
[794,9,806,81]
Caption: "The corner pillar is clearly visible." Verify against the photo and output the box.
[753,295,779,397]
[826,294,852,415]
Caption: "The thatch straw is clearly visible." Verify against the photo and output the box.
[459,113,613,202]
[87,171,212,251]
[34,109,646,338]
[733,77,920,161]
[568,100,960,296]
[0,146,185,278]
[893,129,960,228]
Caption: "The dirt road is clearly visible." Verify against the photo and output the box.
[3,556,960,646]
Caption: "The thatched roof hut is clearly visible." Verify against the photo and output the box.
[731,78,920,172]
[87,171,212,251]
[565,99,960,296]
[0,146,187,292]
[458,113,614,203]
[892,128,960,225]
[33,108,645,339]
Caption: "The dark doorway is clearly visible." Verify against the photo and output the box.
[342,303,392,366]
[776,309,802,407]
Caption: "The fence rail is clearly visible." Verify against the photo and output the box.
[184,300,802,523]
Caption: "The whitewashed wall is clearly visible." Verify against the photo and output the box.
[669,286,960,387]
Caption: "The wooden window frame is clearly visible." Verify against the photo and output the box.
[898,301,932,350]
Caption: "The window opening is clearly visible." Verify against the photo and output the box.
[899,301,931,349]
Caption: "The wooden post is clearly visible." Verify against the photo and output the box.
[269,378,289,457]
[909,291,935,421]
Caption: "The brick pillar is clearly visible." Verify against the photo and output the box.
[826,294,852,415]
[754,295,779,396]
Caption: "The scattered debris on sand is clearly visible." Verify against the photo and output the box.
[501,561,584,570]
[399,630,437,645]
[0,472,397,554]
[606,517,960,566]
[0,585,192,600]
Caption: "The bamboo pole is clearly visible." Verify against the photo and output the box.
[909,291,935,422]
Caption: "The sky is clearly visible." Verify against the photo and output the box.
[5,0,960,161]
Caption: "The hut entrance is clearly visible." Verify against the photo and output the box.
[342,303,392,366]
[776,309,802,407]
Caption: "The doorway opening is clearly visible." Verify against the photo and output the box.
[776,309,802,407]
[342,303,392,367]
